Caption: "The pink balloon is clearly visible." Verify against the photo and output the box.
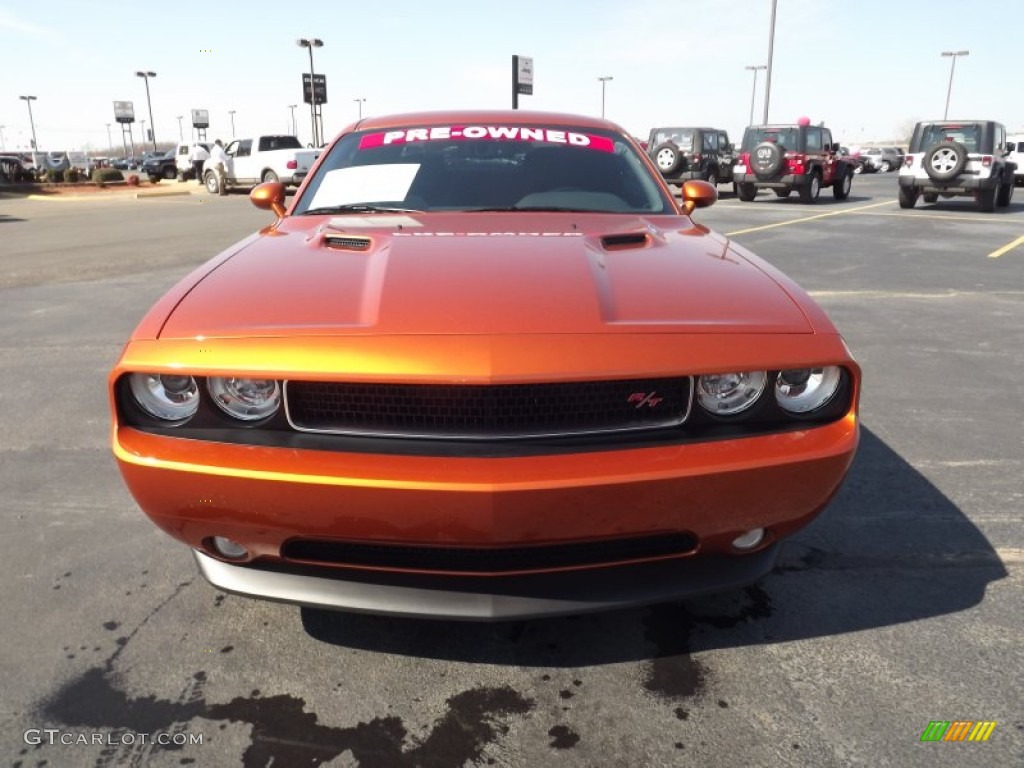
[797,116,811,126]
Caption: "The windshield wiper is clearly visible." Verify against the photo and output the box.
[301,204,423,215]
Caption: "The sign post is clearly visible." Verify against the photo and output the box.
[512,55,533,110]
[301,73,328,146]
[113,101,135,158]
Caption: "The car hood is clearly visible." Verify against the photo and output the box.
[158,213,813,339]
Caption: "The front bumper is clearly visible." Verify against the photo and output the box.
[194,543,783,620]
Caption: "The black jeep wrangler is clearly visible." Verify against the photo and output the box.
[734,123,853,203]
[646,127,735,187]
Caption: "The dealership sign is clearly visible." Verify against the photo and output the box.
[191,109,210,129]
[113,101,135,124]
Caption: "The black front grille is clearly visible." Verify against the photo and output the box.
[285,377,692,439]
[280,533,698,574]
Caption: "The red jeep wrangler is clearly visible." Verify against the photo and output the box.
[734,122,854,203]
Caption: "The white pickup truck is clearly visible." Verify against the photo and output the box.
[202,135,321,194]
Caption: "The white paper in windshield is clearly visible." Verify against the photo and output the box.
[308,164,420,209]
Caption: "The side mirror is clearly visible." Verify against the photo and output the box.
[831,142,841,152]
[679,179,717,215]
[250,181,287,218]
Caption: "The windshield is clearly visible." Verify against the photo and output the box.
[294,123,674,215]
[742,127,800,152]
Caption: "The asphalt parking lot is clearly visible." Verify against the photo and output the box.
[1,173,1021,767]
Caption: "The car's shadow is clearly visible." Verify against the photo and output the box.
[301,426,1005,666]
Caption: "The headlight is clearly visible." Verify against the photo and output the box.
[207,377,281,421]
[129,373,200,423]
[775,367,841,413]
[697,371,767,416]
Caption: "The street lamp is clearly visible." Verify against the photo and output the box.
[297,38,324,146]
[229,110,236,137]
[763,0,778,124]
[288,104,298,136]
[597,76,613,118]
[353,97,366,119]
[140,119,147,151]
[20,95,38,150]
[941,50,969,120]
[135,71,157,150]
[106,123,113,154]
[176,115,183,142]
[744,65,766,126]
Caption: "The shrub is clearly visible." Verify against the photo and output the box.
[46,169,63,183]
[92,168,124,185]
[63,168,80,183]
[125,174,140,187]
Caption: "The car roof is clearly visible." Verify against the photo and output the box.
[354,110,621,133]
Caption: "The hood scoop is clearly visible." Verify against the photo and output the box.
[600,232,650,251]
[324,234,372,252]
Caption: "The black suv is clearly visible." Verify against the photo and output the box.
[897,120,1016,212]
[734,123,854,203]
[646,127,735,187]
[143,150,178,181]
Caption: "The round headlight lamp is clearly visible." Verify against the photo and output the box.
[129,373,200,423]
[697,371,767,416]
[207,377,281,421]
[775,367,842,413]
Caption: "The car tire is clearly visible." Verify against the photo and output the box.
[736,182,757,202]
[879,160,891,173]
[977,185,997,212]
[833,171,853,201]
[853,163,864,174]
[262,169,279,184]
[163,166,175,180]
[898,186,918,208]
[922,192,938,204]
[752,142,784,180]
[652,143,682,175]
[996,177,1013,207]
[924,142,967,182]
[798,172,821,203]
[204,170,220,195]
[705,169,718,187]
[147,174,160,184]
[773,189,791,198]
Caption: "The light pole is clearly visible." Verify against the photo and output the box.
[176,115,183,142]
[140,119,147,151]
[353,98,366,119]
[297,38,323,146]
[597,76,613,118]
[941,50,969,120]
[288,104,297,136]
[0,125,5,151]
[229,110,236,137]
[106,123,113,154]
[20,95,38,150]
[135,71,157,150]
[744,65,766,126]
[763,0,777,124]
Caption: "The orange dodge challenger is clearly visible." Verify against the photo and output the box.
[110,110,860,620]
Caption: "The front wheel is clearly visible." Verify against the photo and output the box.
[898,186,918,209]
[705,170,718,187]
[996,178,1013,207]
[163,166,175,180]
[879,161,891,173]
[262,169,279,184]
[833,171,853,201]
[736,182,757,202]
[204,170,220,195]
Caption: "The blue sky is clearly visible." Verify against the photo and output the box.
[2,0,1022,153]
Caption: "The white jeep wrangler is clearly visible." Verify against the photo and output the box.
[898,120,1016,212]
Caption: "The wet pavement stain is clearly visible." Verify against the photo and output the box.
[642,585,774,701]
[40,667,534,768]
[547,725,580,749]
